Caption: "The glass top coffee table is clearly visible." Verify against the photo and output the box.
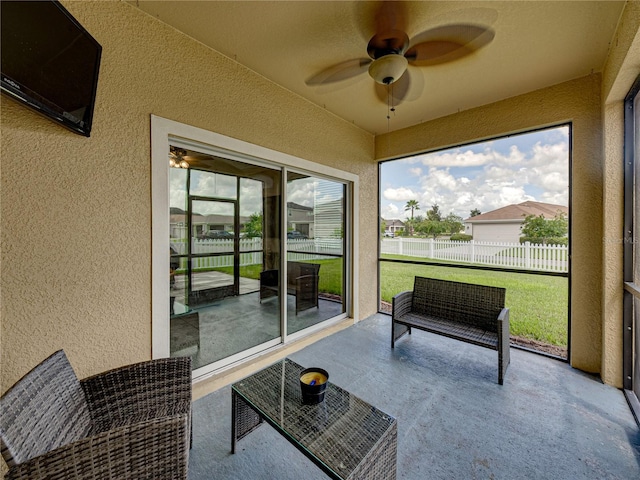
[231,358,397,480]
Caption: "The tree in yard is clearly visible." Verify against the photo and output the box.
[443,213,464,235]
[470,208,481,217]
[426,204,442,222]
[404,199,420,219]
[416,220,447,239]
[404,200,420,235]
[404,217,416,236]
[520,211,568,243]
[242,212,263,238]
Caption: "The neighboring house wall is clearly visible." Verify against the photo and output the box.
[470,222,523,243]
[464,201,568,243]
[287,202,314,237]
[384,219,405,234]
[314,182,344,238]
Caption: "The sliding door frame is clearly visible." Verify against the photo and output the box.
[623,75,640,425]
[151,115,359,380]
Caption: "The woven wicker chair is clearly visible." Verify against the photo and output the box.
[0,350,191,480]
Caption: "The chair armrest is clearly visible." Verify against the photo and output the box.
[80,357,191,429]
[497,307,510,385]
[497,307,510,329]
[259,269,278,287]
[392,291,413,319]
[5,415,190,480]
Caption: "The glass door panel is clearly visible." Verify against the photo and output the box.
[286,173,346,335]
[169,148,282,370]
[189,199,237,305]
[632,89,639,401]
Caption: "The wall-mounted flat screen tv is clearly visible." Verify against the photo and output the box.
[1,1,102,137]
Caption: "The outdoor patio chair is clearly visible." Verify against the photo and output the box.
[0,350,192,480]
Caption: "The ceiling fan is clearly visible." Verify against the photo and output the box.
[305,1,495,105]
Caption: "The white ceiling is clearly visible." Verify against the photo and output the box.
[131,1,625,134]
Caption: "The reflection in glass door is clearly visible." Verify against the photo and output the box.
[169,148,282,370]
[189,198,238,305]
[286,173,346,335]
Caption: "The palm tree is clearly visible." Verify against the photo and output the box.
[404,199,420,219]
[404,200,420,235]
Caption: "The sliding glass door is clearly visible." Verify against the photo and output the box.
[164,140,351,374]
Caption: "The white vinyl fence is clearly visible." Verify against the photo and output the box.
[170,238,343,270]
[381,238,568,273]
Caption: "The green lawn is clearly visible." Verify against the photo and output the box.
[380,260,568,347]
[211,258,345,296]
[198,256,568,348]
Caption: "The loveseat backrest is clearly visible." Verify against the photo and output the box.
[0,350,92,467]
[411,277,505,332]
[287,261,320,285]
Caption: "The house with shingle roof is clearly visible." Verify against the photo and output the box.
[464,201,569,243]
[382,218,405,236]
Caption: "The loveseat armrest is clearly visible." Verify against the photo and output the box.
[80,357,191,430]
[391,291,413,319]
[497,307,510,385]
[5,414,190,480]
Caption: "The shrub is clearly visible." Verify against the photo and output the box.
[450,233,473,242]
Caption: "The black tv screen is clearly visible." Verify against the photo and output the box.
[1,1,102,137]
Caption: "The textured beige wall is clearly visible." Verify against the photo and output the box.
[600,1,640,387]
[0,0,375,394]
[2,0,638,404]
[376,74,604,374]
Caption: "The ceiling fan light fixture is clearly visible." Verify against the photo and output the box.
[368,54,408,85]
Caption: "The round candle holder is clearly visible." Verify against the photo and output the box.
[299,368,329,405]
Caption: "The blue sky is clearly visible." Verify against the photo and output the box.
[380,125,569,221]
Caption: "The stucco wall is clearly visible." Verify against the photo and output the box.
[600,1,640,387]
[0,0,376,394]
[376,74,604,374]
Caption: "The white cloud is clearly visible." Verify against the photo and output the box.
[383,132,569,220]
[383,187,419,202]
[287,179,315,207]
[408,167,422,176]
[381,203,401,219]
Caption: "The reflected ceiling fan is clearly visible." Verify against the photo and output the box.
[306,1,495,105]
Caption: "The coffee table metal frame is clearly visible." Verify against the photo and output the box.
[231,358,397,480]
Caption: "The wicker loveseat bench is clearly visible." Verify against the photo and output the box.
[260,261,320,314]
[392,276,510,384]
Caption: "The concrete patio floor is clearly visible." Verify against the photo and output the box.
[188,314,640,479]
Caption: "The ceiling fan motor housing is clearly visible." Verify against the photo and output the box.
[368,54,408,84]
